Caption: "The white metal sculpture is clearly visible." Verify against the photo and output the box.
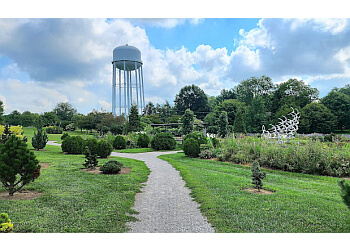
[262,107,300,142]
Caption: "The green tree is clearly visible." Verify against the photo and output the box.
[233,107,246,134]
[53,102,77,122]
[0,135,40,196]
[127,104,141,132]
[181,109,194,135]
[0,124,12,144]
[214,89,237,107]
[32,128,48,150]
[174,84,210,120]
[339,84,350,97]
[0,100,4,123]
[83,147,98,170]
[213,99,246,126]
[218,111,228,138]
[245,96,268,133]
[299,103,337,134]
[21,111,35,127]
[143,101,156,115]
[321,89,350,131]
[251,161,266,191]
[42,112,59,127]
[5,110,22,126]
[339,179,350,210]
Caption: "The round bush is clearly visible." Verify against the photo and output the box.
[61,133,70,140]
[183,132,207,145]
[100,160,123,174]
[61,136,84,154]
[98,139,113,158]
[137,133,150,148]
[83,137,99,155]
[46,126,62,134]
[183,138,200,158]
[150,133,176,150]
[113,135,126,149]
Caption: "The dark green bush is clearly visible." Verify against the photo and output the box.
[100,160,123,174]
[61,136,84,154]
[46,126,62,134]
[98,139,113,158]
[110,124,124,135]
[251,161,266,191]
[183,132,207,145]
[137,133,150,148]
[183,138,200,158]
[31,128,48,150]
[61,133,70,140]
[151,133,176,150]
[83,146,98,169]
[339,179,350,210]
[83,138,99,155]
[113,135,126,149]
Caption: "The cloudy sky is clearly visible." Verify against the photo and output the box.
[0,5,349,115]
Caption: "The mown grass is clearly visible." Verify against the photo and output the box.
[159,153,350,233]
[0,130,150,233]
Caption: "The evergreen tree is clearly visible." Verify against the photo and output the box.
[233,107,246,134]
[245,96,267,133]
[218,111,228,138]
[32,128,48,150]
[251,161,266,191]
[83,146,98,170]
[181,109,194,135]
[0,135,40,196]
[128,104,141,132]
[1,124,12,144]
[339,179,350,210]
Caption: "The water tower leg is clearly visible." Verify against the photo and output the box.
[141,65,145,112]
[129,71,133,107]
[135,62,139,114]
[123,61,127,119]
[138,67,143,113]
[119,69,121,116]
[112,62,116,116]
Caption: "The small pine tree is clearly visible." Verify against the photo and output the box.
[181,109,194,135]
[1,124,12,144]
[251,161,266,191]
[218,111,229,138]
[233,107,247,134]
[83,146,98,170]
[32,128,48,150]
[128,104,141,132]
[339,179,350,210]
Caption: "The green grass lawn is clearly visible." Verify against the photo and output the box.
[0,131,150,233]
[159,153,350,233]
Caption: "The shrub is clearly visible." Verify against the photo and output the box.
[46,126,62,134]
[0,135,40,196]
[211,137,220,148]
[61,133,70,140]
[61,136,84,154]
[65,123,76,131]
[150,133,176,150]
[98,139,113,158]
[83,138,99,155]
[113,135,126,149]
[183,138,200,158]
[183,132,207,145]
[0,213,13,233]
[110,124,124,135]
[339,179,350,210]
[199,149,216,159]
[31,128,48,150]
[100,160,123,174]
[251,161,266,191]
[83,147,98,169]
[137,133,150,148]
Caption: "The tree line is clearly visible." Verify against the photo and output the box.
[1,75,349,134]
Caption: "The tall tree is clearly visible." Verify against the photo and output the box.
[214,89,237,107]
[213,99,246,126]
[298,103,336,134]
[321,89,350,131]
[5,110,22,126]
[0,100,4,123]
[233,107,246,134]
[21,111,35,127]
[245,96,268,133]
[127,104,141,132]
[52,102,77,122]
[143,102,156,116]
[218,111,229,138]
[42,112,59,126]
[174,84,210,120]
[181,109,194,135]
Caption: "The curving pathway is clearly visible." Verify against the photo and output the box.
[111,151,214,233]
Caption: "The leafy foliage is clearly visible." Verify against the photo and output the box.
[0,124,12,143]
[127,104,141,132]
[53,102,77,122]
[100,160,123,174]
[0,213,13,233]
[97,139,113,158]
[183,138,200,158]
[113,135,126,149]
[251,161,266,191]
[180,109,194,135]
[46,126,63,134]
[183,131,207,145]
[0,135,40,196]
[137,133,150,148]
[233,107,246,134]
[83,137,99,155]
[339,179,350,210]
[61,136,84,154]
[218,111,229,138]
[150,132,176,150]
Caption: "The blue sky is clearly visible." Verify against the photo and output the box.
[0,17,350,115]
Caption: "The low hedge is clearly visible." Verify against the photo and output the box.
[150,133,176,150]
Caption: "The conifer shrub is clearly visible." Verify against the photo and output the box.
[0,135,40,196]
[339,179,350,210]
[251,161,266,191]
[150,132,176,150]
[100,160,123,174]
[183,138,200,158]
[137,133,150,148]
[61,133,70,140]
[97,139,113,158]
[32,128,48,150]
[83,146,98,170]
[83,138,99,155]
[0,213,13,233]
[61,136,84,154]
[183,132,207,145]
[113,135,126,149]
[46,126,63,134]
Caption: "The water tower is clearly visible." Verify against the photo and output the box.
[112,44,145,117]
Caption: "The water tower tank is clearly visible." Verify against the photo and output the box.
[111,44,145,117]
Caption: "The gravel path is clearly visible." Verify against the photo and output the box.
[47,141,62,146]
[111,151,215,233]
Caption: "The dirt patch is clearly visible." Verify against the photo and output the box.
[244,186,275,195]
[0,190,42,200]
[39,162,50,170]
[30,149,49,152]
[81,166,131,175]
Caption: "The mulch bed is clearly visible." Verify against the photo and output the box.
[81,166,131,175]
[244,186,274,195]
[0,190,42,200]
[39,162,50,170]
